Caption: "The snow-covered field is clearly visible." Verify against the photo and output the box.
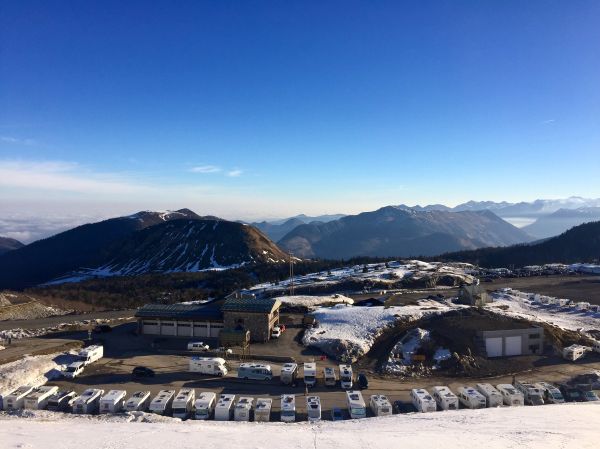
[490,290,600,337]
[250,260,475,294]
[302,300,462,361]
[276,294,354,309]
[1,403,599,449]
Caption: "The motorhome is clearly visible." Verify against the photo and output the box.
[3,386,35,411]
[124,391,151,412]
[346,391,366,419]
[194,392,217,420]
[280,394,296,422]
[172,388,196,419]
[149,390,176,415]
[410,389,437,413]
[514,381,544,405]
[457,387,487,409]
[303,362,317,387]
[24,386,59,410]
[496,384,525,406]
[187,341,209,351]
[189,357,228,376]
[576,302,591,311]
[536,382,565,404]
[78,345,104,366]
[431,386,459,411]
[324,367,337,387]
[339,364,353,389]
[99,390,127,414]
[47,390,77,411]
[562,344,587,361]
[63,361,85,379]
[214,394,236,421]
[72,388,104,414]
[369,394,392,416]
[280,363,298,385]
[237,363,273,381]
[475,383,503,407]
[234,396,254,422]
[254,398,272,422]
[306,395,322,422]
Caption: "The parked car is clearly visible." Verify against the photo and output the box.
[187,342,210,351]
[93,324,112,333]
[393,400,404,414]
[357,373,369,390]
[271,327,281,339]
[580,389,599,402]
[558,384,585,402]
[331,407,344,421]
[132,366,155,378]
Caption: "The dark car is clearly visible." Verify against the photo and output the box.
[357,373,369,389]
[558,384,585,402]
[93,324,112,333]
[331,407,344,421]
[132,366,155,378]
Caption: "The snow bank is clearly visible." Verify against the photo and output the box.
[0,316,133,340]
[302,300,461,361]
[276,294,354,309]
[1,403,599,449]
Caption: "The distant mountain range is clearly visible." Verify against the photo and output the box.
[251,214,345,242]
[441,220,600,268]
[0,237,24,255]
[277,206,533,259]
[521,207,600,239]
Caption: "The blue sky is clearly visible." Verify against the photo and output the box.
[1,0,600,226]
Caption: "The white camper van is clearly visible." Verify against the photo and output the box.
[457,387,487,409]
[280,363,298,385]
[24,386,59,410]
[475,383,503,407]
[149,390,176,415]
[324,367,337,387]
[100,390,127,414]
[238,363,273,381]
[536,382,565,404]
[214,394,236,421]
[187,341,209,351]
[234,396,254,421]
[306,395,322,422]
[124,391,151,412]
[280,394,296,422]
[172,388,195,419]
[72,389,104,414]
[496,384,525,406]
[339,364,353,389]
[254,398,272,422]
[47,390,77,411]
[194,392,216,420]
[410,389,437,413]
[189,357,228,376]
[562,345,587,361]
[514,381,544,406]
[63,361,85,378]
[78,345,104,366]
[3,386,35,411]
[431,386,459,411]
[346,391,366,419]
[303,362,317,387]
[369,394,392,416]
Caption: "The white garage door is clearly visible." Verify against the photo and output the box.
[160,322,176,336]
[142,321,159,335]
[485,337,503,357]
[505,336,522,356]
[193,324,209,338]
[177,323,192,337]
[210,324,223,338]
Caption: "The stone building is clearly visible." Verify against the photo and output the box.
[222,296,281,343]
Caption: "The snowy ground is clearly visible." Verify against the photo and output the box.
[276,294,354,309]
[0,316,133,340]
[250,260,475,294]
[302,300,463,361]
[1,403,599,449]
[383,328,451,375]
[489,290,600,337]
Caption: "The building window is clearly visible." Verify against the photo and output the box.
[529,344,540,353]
[142,321,158,325]
[194,324,207,328]
[529,333,540,339]
[178,323,191,327]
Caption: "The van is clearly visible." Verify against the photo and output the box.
[238,363,272,381]
[3,386,35,411]
[431,386,459,411]
[189,357,228,376]
[280,394,296,422]
[187,342,209,352]
[536,382,565,404]
[306,396,322,422]
[457,387,487,409]
[149,390,176,415]
[172,388,195,419]
[124,391,151,412]
[346,391,366,419]
[280,363,298,385]
[254,398,272,422]
[410,389,437,413]
[99,390,127,414]
[194,392,216,420]
[303,362,317,387]
[369,394,392,416]
[72,389,104,414]
[496,384,525,406]
[78,345,103,366]
[562,345,587,361]
[324,367,337,387]
[24,386,59,410]
[234,397,254,422]
[47,390,77,412]
[215,394,236,421]
[514,381,544,406]
[475,384,503,407]
[339,364,353,389]
[63,361,85,379]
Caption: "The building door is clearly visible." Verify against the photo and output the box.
[505,336,522,356]
[485,337,503,357]
[193,324,209,338]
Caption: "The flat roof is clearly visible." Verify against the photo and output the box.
[135,303,223,320]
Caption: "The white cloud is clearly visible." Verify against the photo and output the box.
[227,169,243,177]
[189,165,221,173]
[0,136,37,146]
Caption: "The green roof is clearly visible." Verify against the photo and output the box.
[221,297,280,313]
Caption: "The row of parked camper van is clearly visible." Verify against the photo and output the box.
[409,380,598,412]
[62,345,104,379]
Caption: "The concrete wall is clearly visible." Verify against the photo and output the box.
[223,309,279,343]
[480,327,544,357]
[138,318,224,338]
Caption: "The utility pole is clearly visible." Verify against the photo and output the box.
[289,252,295,296]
